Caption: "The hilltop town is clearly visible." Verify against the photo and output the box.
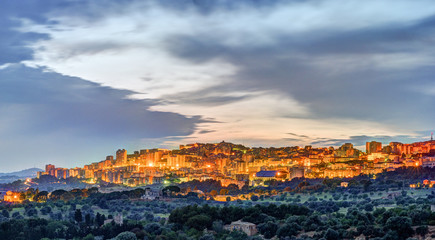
[37,138,435,188]
[1,140,435,239]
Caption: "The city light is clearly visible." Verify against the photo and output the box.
[33,139,434,187]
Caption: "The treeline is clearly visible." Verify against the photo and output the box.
[377,166,435,181]
[168,203,311,230]
[10,187,147,203]
[254,167,435,194]
[168,202,435,239]
[0,217,144,240]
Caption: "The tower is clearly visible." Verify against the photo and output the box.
[116,149,127,165]
[366,141,382,154]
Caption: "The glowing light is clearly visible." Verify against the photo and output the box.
[148,163,153,167]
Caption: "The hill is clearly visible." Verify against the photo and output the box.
[0,168,43,178]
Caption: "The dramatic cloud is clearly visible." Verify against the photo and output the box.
[1,0,434,170]
[0,65,200,170]
[164,13,435,126]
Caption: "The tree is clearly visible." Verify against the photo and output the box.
[258,221,278,239]
[277,223,301,238]
[220,189,229,195]
[144,222,163,235]
[46,221,67,239]
[95,213,105,226]
[416,225,428,237]
[1,209,9,218]
[33,191,49,202]
[384,216,414,240]
[95,213,106,226]
[40,206,52,215]
[60,192,74,201]
[212,220,224,233]
[250,195,259,201]
[74,209,83,223]
[50,189,68,200]
[186,214,212,230]
[227,230,248,240]
[19,192,26,201]
[324,228,340,240]
[199,234,215,240]
[12,211,22,219]
[210,190,218,197]
[85,213,92,225]
[364,203,374,212]
[115,231,137,240]
[26,207,38,217]
[83,234,95,240]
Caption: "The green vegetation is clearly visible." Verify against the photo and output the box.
[1,167,435,239]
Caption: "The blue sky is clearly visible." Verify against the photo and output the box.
[1,0,434,171]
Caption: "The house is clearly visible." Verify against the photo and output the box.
[141,188,160,200]
[340,182,349,188]
[224,220,257,236]
[423,179,435,187]
[104,214,123,225]
[3,191,21,203]
[382,192,401,200]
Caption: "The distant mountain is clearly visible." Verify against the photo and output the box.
[0,168,43,178]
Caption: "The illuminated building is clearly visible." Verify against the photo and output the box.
[45,164,55,173]
[253,170,288,185]
[340,182,349,187]
[367,152,389,161]
[289,167,304,179]
[35,139,435,186]
[116,149,127,165]
[45,164,56,176]
[167,155,188,169]
[3,191,21,203]
[366,141,382,154]
[335,143,360,158]
[422,157,435,168]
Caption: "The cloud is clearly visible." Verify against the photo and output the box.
[198,129,216,134]
[0,64,201,138]
[282,138,305,142]
[0,64,201,170]
[287,133,309,138]
[3,0,434,155]
[163,10,435,130]
[310,132,434,148]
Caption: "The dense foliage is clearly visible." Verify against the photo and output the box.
[1,167,435,239]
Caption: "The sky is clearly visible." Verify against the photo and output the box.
[1,0,434,172]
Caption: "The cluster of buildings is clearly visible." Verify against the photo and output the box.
[2,191,21,203]
[37,138,435,187]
